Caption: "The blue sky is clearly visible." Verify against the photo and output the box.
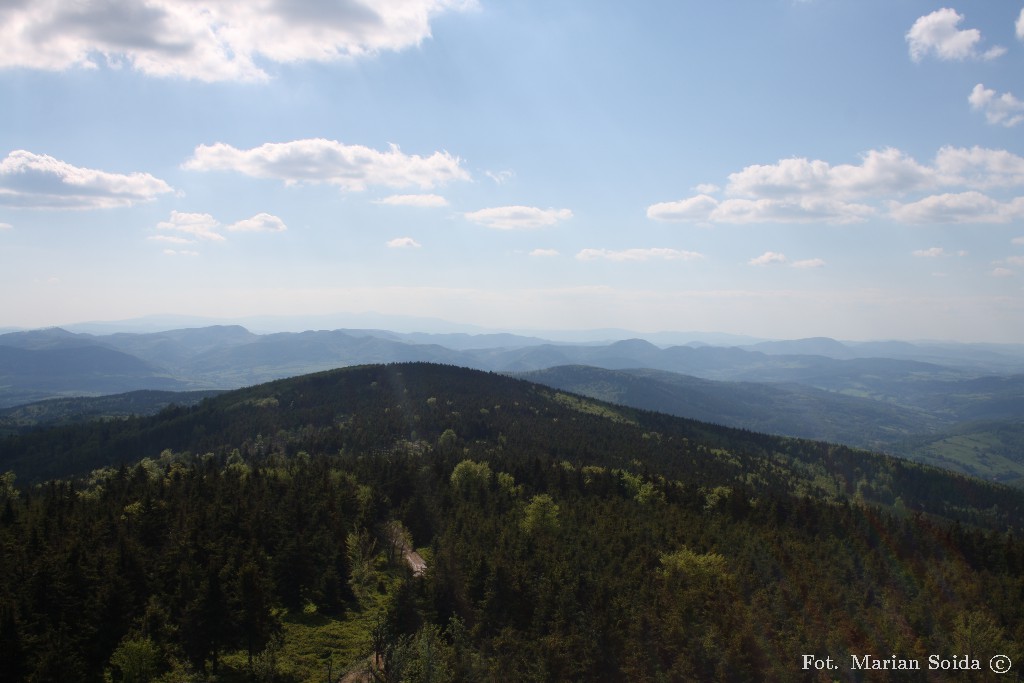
[2,1,1024,341]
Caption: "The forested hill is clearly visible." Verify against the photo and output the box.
[2,363,1024,680]
[3,362,1022,529]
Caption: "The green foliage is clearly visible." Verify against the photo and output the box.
[1,363,1024,681]
[449,459,491,496]
[521,493,559,535]
[106,637,161,683]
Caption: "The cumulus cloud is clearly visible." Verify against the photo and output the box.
[184,139,469,191]
[713,197,875,225]
[386,237,422,248]
[1018,8,1024,40]
[932,146,1024,188]
[0,0,477,82]
[969,84,1024,127]
[889,192,1024,224]
[0,150,173,209]
[1013,236,1024,246]
[728,148,932,198]
[912,247,946,258]
[0,222,11,230]
[465,206,572,230]
[529,248,559,257]
[226,212,287,232]
[906,8,1005,62]
[154,210,287,243]
[791,258,825,269]
[575,247,704,262]
[646,194,719,222]
[157,211,225,241]
[648,146,1024,226]
[748,251,787,266]
[992,267,1014,277]
[1006,255,1024,266]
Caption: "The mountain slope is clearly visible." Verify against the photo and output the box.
[0,389,224,433]
[2,362,1023,681]
[0,344,188,407]
[519,365,942,449]
[3,362,1021,529]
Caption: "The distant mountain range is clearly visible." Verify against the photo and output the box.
[3,324,1023,484]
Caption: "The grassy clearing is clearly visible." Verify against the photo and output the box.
[550,391,638,425]
[216,562,404,681]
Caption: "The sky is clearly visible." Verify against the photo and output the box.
[2,1,1024,342]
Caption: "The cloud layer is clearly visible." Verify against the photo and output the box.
[464,206,572,230]
[0,0,476,82]
[648,146,1024,226]
[184,139,469,191]
[0,150,173,209]
[154,210,287,243]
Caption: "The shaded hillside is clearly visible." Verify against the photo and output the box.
[3,363,1021,529]
[518,365,941,449]
[0,389,224,434]
[892,421,1024,486]
[0,344,188,407]
[1,363,1023,681]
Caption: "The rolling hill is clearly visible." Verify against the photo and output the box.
[1,363,1023,680]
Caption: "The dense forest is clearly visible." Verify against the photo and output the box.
[1,363,1023,681]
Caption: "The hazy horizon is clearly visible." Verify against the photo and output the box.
[2,2,1024,342]
[7,311,1024,349]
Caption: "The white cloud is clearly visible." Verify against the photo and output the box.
[184,139,469,191]
[226,213,287,232]
[0,150,173,209]
[0,0,477,82]
[912,247,946,258]
[889,192,1024,224]
[163,249,199,257]
[906,8,1005,62]
[485,170,515,185]
[1018,8,1024,40]
[1013,236,1024,246]
[649,146,1024,226]
[933,146,1024,188]
[728,148,932,199]
[386,237,422,248]
[748,251,787,266]
[529,248,559,257]
[465,206,572,230]
[575,247,704,262]
[992,267,1014,277]
[1006,255,1024,266]
[711,197,875,224]
[791,258,825,269]
[694,183,720,194]
[156,211,225,241]
[0,222,11,230]
[647,194,718,222]
[375,193,448,207]
[969,84,1024,128]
